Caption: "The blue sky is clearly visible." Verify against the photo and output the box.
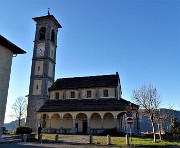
[0,0,179,123]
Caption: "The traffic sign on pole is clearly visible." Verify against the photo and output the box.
[126,117,133,124]
[126,111,132,117]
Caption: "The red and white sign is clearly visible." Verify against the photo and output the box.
[126,117,133,124]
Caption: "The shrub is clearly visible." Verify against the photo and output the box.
[16,126,32,134]
[100,128,124,136]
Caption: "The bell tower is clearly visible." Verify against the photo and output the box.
[26,12,62,131]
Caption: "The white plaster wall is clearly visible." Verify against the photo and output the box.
[0,45,13,127]
[32,80,42,95]
[99,87,115,98]
[81,88,96,99]
[49,87,117,100]
[34,61,44,75]
[65,89,79,99]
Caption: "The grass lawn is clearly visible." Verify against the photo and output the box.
[35,133,180,147]
[93,135,180,147]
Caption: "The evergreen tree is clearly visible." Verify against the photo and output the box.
[169,117,180,137]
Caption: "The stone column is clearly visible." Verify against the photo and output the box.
[49,117,52,130]
[60,117,63,129]
[72,117,76,134]
[122,114,125,131]
[101,118,103,132]
[87,118,90,134]
[114,116,117,130]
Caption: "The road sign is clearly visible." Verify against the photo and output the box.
[126,117,133,124]
[126,111,132,117]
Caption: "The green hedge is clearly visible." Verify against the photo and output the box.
[16,126,32,134]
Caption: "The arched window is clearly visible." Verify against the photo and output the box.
[51,29,55,42]
[39,27,46,40]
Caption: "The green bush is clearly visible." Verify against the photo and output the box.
[100,128,124,136]
[16,126,32,134]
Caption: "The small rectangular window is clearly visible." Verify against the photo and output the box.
[87,90,91,98]
[36,85,38,90]
[103,89,109,97]
[38,66,40,71]
[55,92,59,99]
[71,91,75,98]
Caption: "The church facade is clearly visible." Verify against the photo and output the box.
[26,13,140,135]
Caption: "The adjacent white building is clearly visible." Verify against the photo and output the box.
[0,35,26,139]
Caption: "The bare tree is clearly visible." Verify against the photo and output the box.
[9,96,26,127]
[133,84,160,143]
[154,107,172,140]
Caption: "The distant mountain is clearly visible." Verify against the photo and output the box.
[4,118,25,132]
[139,108,180,133]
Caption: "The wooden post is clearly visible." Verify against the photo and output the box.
[126,134,129,145]
[39,134,42,143]
[89,134,92,144]
[107,134,111,145]
[55,134,59,143]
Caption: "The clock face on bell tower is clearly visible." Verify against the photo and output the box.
[36,43,45,56]
[26,13,62,131]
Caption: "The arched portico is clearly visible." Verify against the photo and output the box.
[37,111,127,134]
[90,113,101,128]
[75,113,87,133]
[51,114,60,129]
[40,114,49,128]
[103,112,114,129]
[62,113,73,133]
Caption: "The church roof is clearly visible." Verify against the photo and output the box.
[0,35,26,54]
[49,73,119,90]
[37,98,136,112]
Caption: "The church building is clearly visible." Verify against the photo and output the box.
[26,12,139,135]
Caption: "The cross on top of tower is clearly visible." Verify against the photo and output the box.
[48,8,50,15]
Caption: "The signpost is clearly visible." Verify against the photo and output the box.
[126,111,133,145]
[127,117,133,124]
[126,111,132,117]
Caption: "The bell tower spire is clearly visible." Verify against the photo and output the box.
[26,13,62,131]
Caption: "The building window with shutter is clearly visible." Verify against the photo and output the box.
[87,90,91,98]
[103,89,109,97]
[55,92,59,99]
[71,91,75,98]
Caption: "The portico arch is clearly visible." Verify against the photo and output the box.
[90,113,101,128]
[51,114,60,128]
[40,114,49,128]
[76,113,87,133]
[103,112,114,128]
[63,113,73,128]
